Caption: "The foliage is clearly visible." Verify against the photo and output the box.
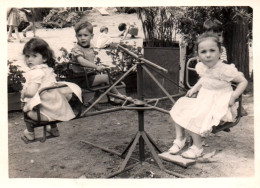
[8,61,25,93]
[105,42,142,81]
[136,7,183,47]
[41,9,84,28]
[175,7,252,45]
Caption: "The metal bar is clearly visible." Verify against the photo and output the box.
[137,63,145,161]
[163,169,188,178]
[81,64,137,116]
[119,132,141,171]
[142,65,175,104]
[80,140,122,156]
[140,132,165,170]
[121,133,138,156]
[139,57,168,73]
[117,45,168,73]
[145,131,162,153]
[145,92,186,103]
[106,162,140,178]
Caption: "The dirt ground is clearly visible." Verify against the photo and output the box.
[7,9,255,181]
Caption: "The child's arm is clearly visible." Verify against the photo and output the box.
[229,75,248,106]
[186,79,202,97]
[77,56,104,71]
[22,83,40,99]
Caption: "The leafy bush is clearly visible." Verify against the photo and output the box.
[41,9,84,28]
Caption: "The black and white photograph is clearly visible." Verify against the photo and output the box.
[1,0,259,188]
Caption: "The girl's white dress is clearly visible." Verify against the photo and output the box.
[170,60,243,136]
[22,64,82,121]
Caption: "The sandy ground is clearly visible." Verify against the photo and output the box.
[7,9,255,181]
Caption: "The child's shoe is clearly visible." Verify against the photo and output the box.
[46,125,60,137]
[168,137,187,154]
[181,145,203,159]
[23,129,35,141]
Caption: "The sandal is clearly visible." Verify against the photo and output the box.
[181,145,203,159]
[168,137,187,154]
[46,125,60,137]
[23,129,35,141]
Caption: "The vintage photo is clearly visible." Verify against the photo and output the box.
[3,3,257,188]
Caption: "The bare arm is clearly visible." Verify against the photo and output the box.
[121,26,130,40]
[22,83,40,99]
[229,75,248,106]
[77,56,104,71]
[186,79,202,97]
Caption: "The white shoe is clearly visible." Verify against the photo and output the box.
[23,129,35,141]
[168,137,187,154]
[181,145,203,159]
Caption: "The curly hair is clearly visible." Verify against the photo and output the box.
[22,37,56,68]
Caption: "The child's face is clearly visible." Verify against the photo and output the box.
[198,38,221,68]
[76,28,93,47]
[24,52,46,68]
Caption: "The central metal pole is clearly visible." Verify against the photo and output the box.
[137,62,145,161]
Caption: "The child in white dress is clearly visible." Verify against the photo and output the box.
[96,26,111,49]
[21,37,82,140]
[168,32,248,159]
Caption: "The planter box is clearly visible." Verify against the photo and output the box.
[8,92,21,111]
[143,46,180,98]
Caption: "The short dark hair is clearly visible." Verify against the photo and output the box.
[196,32,222,52]
[100,26,108,33]
[118,23,127,31]
[23,37,55,68]
[74,20,93,34]
[203,19,223,33]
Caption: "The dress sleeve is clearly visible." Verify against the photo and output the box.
[195,62,207,76]
[220,63,244,82]
[27,69,44,84]
[71,46,84,59]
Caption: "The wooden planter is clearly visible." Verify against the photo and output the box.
[8,92,21,111]
[143,44,180,98]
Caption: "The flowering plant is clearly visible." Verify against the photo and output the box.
[8,61,25,93]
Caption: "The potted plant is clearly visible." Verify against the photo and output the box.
[136,7,183,97]
[8,61,25,111]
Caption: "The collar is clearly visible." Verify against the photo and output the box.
[30,64,49,70]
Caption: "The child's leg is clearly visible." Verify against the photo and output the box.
[47,123,60,137]
[181,130,204,159]
[8,25,14,38]
[27,111,49,121]
[186,130,203,149]
[169,123,186,154]
[23,118,35,140]
[13,27,22,42]
[91,74,120,95]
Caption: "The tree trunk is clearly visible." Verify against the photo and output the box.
[224,12,250,80]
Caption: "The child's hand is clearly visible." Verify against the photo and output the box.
[229,95,236,107]
[96,66,104,72]
[185,89,197,98]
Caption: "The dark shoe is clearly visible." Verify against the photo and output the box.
[46,125,60,137]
